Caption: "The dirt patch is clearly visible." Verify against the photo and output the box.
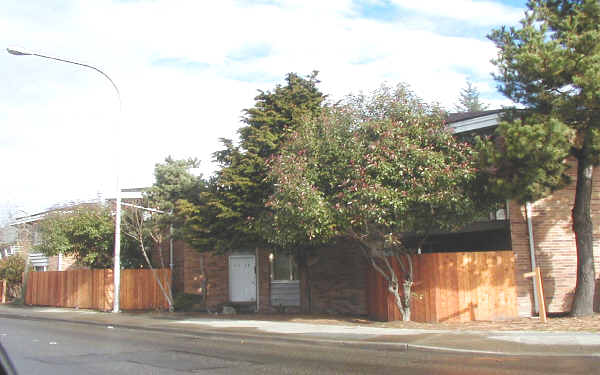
[171,312,600,332]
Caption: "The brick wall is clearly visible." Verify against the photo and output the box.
[511,163,600,316]
[47,254,80,271]
[257,249,274,313]
[190,250,234,311]
[169,241,369,316]
[47,256,59,271]
[307,240,369,316]
[60,255,79,270]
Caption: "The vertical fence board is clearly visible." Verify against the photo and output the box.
[471,252,482,320]
[24,268,171,311]
[457,254,469,322]
[369,251,518,322]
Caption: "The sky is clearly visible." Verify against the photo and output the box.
[0,0,527,221]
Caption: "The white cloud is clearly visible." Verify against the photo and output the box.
[390,0,523,26]
[0,0,523,215]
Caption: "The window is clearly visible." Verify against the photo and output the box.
[269,253,298,281]
[33,229,42,246]
[7,246,20,256]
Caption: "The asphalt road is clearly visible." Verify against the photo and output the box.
[0,317,597,375]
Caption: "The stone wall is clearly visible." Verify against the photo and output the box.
[511,163,600,316]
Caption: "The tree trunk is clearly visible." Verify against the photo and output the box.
[571,156,596,316]
[142,247,174,312]
[388,283,408,321]
[371,254,411,321]
[401,280,412,321]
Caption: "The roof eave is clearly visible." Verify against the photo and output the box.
[449,113,501,134]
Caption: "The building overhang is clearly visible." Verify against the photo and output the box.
[449,113,501,134]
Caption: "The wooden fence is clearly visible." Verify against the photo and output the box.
[25,269,171,311]
[368,250,518,322]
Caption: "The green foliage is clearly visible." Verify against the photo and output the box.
[173,72,326,253]
[483,0,600,202]
[477,116,574,203]
[0,254,26,299]
[486,0,600,167]
[146,156,202,215]
[455,80,489,113]
[173,292,204,311]
[145,156,206,245]
[34,206,145,269]
[485,0,600,315]
[266,84,490,251]
[144,157,212,253]
[0,254,26,285]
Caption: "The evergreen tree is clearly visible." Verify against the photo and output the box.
[174,72,326,252]
[483,0,600,315]
[455,80,488,112]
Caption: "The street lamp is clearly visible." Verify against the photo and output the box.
[7,47,124,313]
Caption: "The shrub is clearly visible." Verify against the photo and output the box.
[173,293,204,312]
[0,254,27,298]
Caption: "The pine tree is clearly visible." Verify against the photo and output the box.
[455,80,488,113]
[483,0,600,316]
[174,72,326,252]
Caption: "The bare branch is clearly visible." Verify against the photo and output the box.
[405,253,413,281]
[381,255,398,285]
[393,253,407,276]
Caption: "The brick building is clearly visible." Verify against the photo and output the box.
[168,111,599,318]
[166,239,369,315]
[449,111,600,316]
[2,207,85,272]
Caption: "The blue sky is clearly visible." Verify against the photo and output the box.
[0,0,527,220]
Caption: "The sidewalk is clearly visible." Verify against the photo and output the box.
[1,304,598,357]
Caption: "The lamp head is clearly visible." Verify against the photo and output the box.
[6,48,32,56]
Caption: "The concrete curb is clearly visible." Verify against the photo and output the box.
[1,310,599,358]
[406,343,600,358]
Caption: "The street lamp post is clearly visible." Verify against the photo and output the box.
[7,47,123,312]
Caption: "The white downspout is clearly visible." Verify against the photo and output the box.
[256,248,260,313]
[525,201,540,314]
[58,253,63,271]
[169,224,174,273]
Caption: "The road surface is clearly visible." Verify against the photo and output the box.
[0,317,597,374]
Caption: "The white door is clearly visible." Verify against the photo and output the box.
[229,255,256,302]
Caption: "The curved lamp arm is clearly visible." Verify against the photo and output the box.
[7,48,121,110]
[7,47,123,313]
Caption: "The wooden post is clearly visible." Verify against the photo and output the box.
[1,279,6,303]
[523,266,547,323]
[534,267,547,323]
